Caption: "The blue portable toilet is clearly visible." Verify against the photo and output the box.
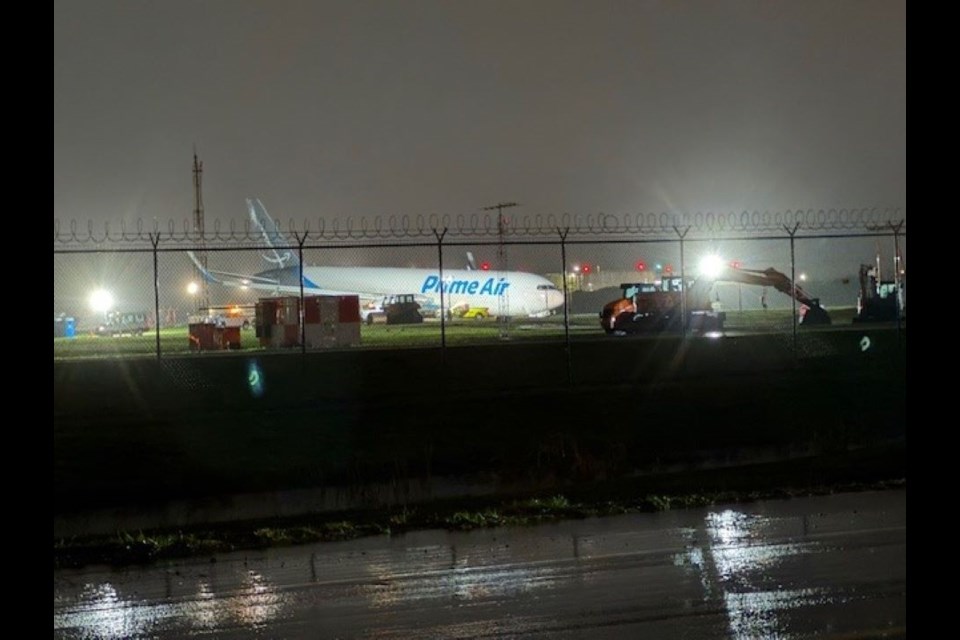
[64,317,76,338]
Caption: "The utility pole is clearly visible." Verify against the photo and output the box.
[483,202,518,339]
[192,149,210,314]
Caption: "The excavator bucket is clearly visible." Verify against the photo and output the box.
[800,305,831,325]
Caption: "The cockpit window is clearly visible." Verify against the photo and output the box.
[537,284,560,291]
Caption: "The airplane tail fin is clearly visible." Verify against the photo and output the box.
[247,198,299,268]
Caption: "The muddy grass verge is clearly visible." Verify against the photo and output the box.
[54,441,904,569]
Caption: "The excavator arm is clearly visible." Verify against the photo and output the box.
[715,267,831,325]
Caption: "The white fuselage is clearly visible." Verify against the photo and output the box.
[257,266,565,318]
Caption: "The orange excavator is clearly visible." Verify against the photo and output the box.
[599,266,831,334]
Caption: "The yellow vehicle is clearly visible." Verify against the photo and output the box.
[461,307,491,320]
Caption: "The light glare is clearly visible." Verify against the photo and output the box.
[698,254,725,278]
[89,289,114,313]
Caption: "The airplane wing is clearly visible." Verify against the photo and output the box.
[187,251,277,285]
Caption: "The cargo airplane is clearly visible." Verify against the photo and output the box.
[188,199,565,319]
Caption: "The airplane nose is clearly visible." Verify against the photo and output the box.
[548,290,565,310]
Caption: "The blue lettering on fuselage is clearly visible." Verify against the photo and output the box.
[421,276,439,293]
[420,275,510,296]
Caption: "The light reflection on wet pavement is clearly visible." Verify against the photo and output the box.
[54,489,905,639]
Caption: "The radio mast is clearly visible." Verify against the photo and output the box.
[482,201,518,339]
[192,149,210,314]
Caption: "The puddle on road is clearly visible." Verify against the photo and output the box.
[55,492,905,638]
[54,570,291,638]
[670,508,853,640]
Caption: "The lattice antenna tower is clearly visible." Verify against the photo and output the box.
[482,202,518,338]
[192,149,210,313]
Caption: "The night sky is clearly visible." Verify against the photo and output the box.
[55,0,905,227]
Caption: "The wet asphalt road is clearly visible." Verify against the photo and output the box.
[54,489,905,639]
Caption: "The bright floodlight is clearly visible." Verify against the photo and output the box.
[89,289,114,313]
[187,281,200,295]
[698,254,725,279]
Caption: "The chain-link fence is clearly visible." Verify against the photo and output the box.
[54,208,906,375]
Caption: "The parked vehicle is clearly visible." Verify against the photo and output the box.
[96,310,150,336]
[362,294,424,325]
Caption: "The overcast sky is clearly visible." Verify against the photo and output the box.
[54,0,905,226]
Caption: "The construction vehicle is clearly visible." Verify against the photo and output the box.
[363,294,424,325]
[599,277,724,334]
[853,263,904,322]
[600,266,831,334]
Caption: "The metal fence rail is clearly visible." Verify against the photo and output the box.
[54,207,905,245]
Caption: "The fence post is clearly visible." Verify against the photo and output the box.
[558,227,572,386]
[433,228,448,364]
[890,219,905,347]
[150,232,161,359]
[784,223,801,359]
[295,232,306,355]
[673,226,690,335]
